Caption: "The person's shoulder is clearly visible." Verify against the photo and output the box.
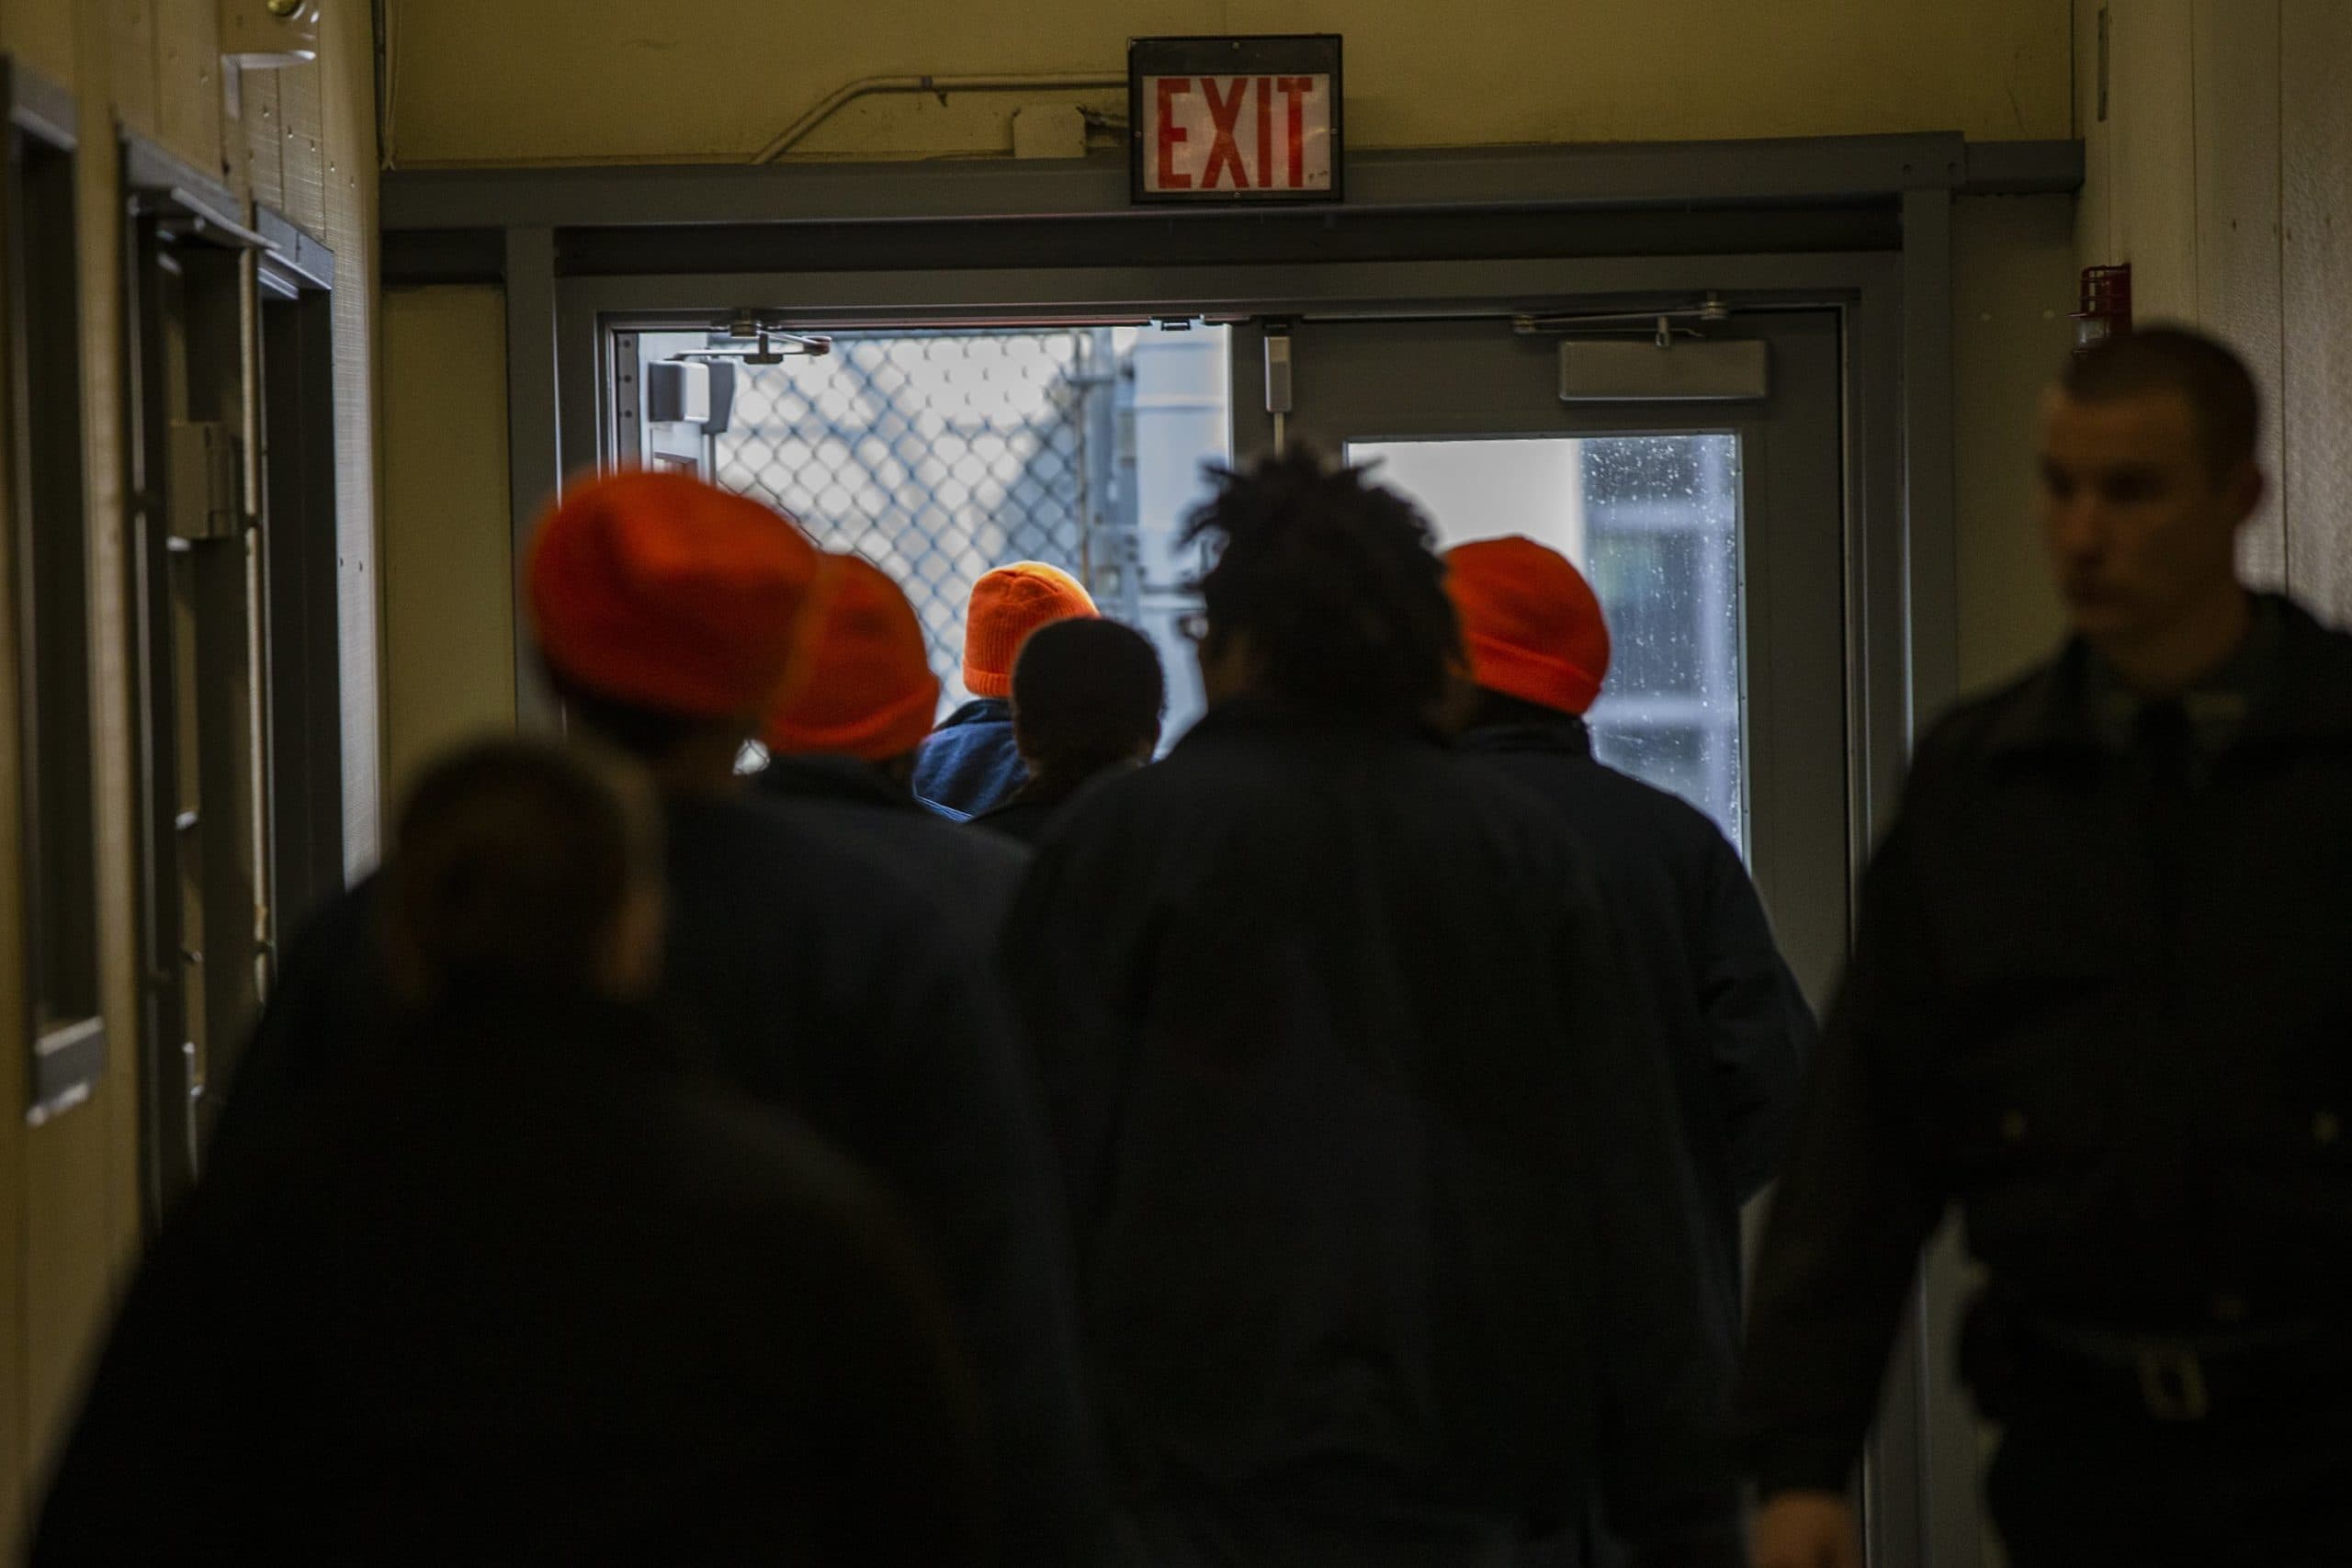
[1030,750,1182,849]
[655,1074,890,1217]
[971,797,1053,843]
[1485,741,1717,829]
[1888,655,2077,807]
[667,791,967,935]
[1592,761,1743,859]
[921,699,1013,742]
[628,1072,942,1305]
[2275,593,2352,676]
[899,804,1034,884]
[1435,748,1613,871]
[1923,666,2048,752]
[279,871,383,964]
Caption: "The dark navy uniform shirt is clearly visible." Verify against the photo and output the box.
[1738,594,2352,1495]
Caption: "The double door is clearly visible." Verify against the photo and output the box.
[1233,310,1850,996]
[588,288,1975,1562]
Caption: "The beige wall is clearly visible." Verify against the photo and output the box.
[0,0,379,1539]
[370,0,2082,722]
[381,287,516,798]
[1953,194,2076,694]
[381,0,2073,166]
[2080,0,2352,625]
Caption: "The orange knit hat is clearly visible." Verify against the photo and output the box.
[762,554,942,762]
[1443,536,1612,716]
[527,469,824,719]
[961,562,1098,698]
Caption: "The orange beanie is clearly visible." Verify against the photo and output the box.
[527,469,824,719]
[1443,536,1612,716]
[962,562,1097,698]
[763,554,942,762]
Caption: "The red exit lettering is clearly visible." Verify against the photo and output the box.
[1145,73,1331,195]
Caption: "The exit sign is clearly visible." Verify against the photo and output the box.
[1129,36,1343,203]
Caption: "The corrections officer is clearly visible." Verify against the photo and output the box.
[1739,328,2352,1568]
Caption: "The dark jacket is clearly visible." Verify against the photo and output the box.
[1737,595,2352,1495]
[36,987,986,1565]
[975,761,1142,849]
[758,753,1031,948]
[1459,716,1815,1349]
[1003,700,1741,1566]
[914,698,1027,819]
[207,791,1110,1566]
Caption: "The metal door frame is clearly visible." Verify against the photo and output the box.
[545,250,1936,839]
[254,211,345,942]
[119,137,267,1223]
[1233,309,1850,1001]
[4,57,108,1123]
[546,250,1975,1566]
[381,138,2088,1568]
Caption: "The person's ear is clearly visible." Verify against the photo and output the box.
[1198,627,1261,703]
[2225,461,2267,531]
[601,881,666,998]
[1432,663,1477,737]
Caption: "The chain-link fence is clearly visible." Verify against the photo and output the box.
[714,329,1117,710]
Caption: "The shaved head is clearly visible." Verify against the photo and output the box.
[2062,328,2260,479]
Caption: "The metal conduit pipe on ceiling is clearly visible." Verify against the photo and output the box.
[752,73,1126,164]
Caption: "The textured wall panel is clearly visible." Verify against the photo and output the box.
[383,0,2071,166]
[1953,194,2075,694]
[2281,0,2352,625]
[0,0,381,1520]
[2107,0,2200,320]
[0,52,38,1550]
[317,0,381,871]
[243,70,284,213]
[277,54,326,235]
[0,0,75,81]
[381,288,514,805]
[108,0,159,140]
[64,0,150,1484]
[11,3,156,1510]
[155,0,225,178]
[2193,0,2288,589]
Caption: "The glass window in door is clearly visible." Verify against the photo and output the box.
[1351,434,1745,852]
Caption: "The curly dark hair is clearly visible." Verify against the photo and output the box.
[1182,448,1459,724]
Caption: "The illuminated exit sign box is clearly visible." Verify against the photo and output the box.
[1129,36,1343,203]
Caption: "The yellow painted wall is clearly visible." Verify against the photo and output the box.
[0,0,380,1540]
[380,0,2073,166]
[381,287,516,799]
[2080,0,2352,625]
